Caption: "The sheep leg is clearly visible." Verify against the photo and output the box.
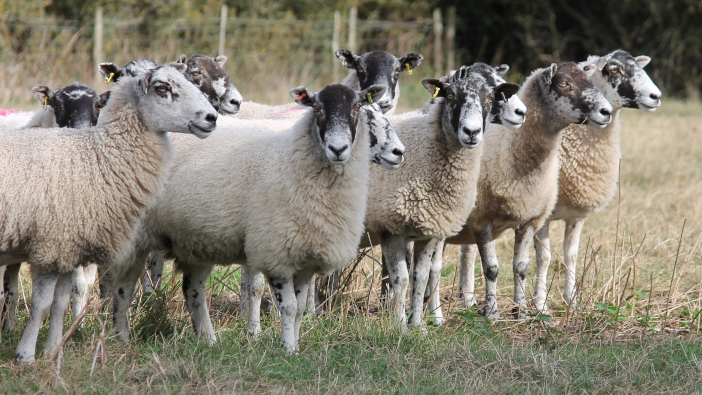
[112,256,147,341]
[2,263,21,331]
[533,222,552,314]
[268,276,298,353]
[293,271,314,344]
[0,265,5,325]
[426,238,446,326]
[513,224,535,320]
[45,272,72,356]
[305,274,317,317]
[70,266,89,320]
[381,234,410,324]
[15,268,59,363]
[476,225,500,320]
[245,268,265,337]
[141,252,165,295]
[408,238,438,327]
[240,265,250,315]
[181,263,216,345]
[563,218,586,306]
[459,244,478,308]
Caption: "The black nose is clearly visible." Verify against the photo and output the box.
[515,108,526,116]
[205,113,217,123]
[329,144,348,157]
[230,99,241,106]
[462,126,481,136]
[600,108,611,117]
[650,92,661,100]
[392,148,404,156]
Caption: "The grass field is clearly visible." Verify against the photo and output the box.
[1,99,702,393]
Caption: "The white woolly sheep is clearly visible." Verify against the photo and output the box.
[446,62,613,319]
[110,83,387,352]
[0,64,217,363]
[531,50,662,313]
[361,74,520,327]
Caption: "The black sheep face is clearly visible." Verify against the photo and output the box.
[32,82,109,129]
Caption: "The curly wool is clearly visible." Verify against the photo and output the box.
[136,111,370,279]
[364,103,482,240]
[0,83,173,273]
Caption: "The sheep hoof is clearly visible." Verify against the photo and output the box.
[463,297,477,309]
[14,352,34,365]
[478,305,501,321]
[512,306,528,321]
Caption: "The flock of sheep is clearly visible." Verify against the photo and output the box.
[0,46,662,363]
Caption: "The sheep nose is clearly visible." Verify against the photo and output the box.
[463,126,481,136]
[650,92,661,100]
[600,108,611,117]
[205,113,218,123]
[515,108,526,116]
[392,148,404,156]
[230,99,241,106]
[329,144,349,157]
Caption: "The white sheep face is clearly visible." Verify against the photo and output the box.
[581,50,662,112]
[362,103,404,169]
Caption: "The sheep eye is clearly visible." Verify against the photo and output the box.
[155,85,168,93]
[447,94,454,100]
[355,104,361,111]
[558,81,567,88]
[315,106,321,113]
[357,67,364,74]
[610,67,618,74]
[191,71,201,76]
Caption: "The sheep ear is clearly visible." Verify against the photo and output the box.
[494,64,510,76]
[99,62,121,81]
[421,78,448,98]
[138,72,153,96]
[214,55,227,67]
[170,62,187,74]
[335,49,360,69]
[635,55,651,68]
[177,54,188,64]
[494,82,520,101]
[582,64,597,77]
[32,85,55,107]
[596,55,611,71]
[360,84,387,105]
[542,63,558,85]
[97,90,112,109]
[289,86,315,107]
[399,53,423,71]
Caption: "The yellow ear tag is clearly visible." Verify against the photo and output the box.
[431,87,440,99]
[42,96,48,110]
[405,63,412,75]
[367,92,373,104]
[105,72,115,84]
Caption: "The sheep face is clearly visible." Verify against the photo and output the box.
[336,50,423,114]
[289,83,387,165]
[538,62,613,129]
[362,103,405,170]
[99,59,159,82]
[177,54,243,116]
[422,76,496,149]
[31,82,109,129]
[451,63,527,130]
[133,65,218,139]
[581,50,661,112]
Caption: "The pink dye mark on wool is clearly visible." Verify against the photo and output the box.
[0,109,19,117]
[269,107,305,120]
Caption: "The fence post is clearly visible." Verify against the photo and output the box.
[93,7,103,86]
[332,10,341,82]
[348,6,357,53]
[219,5,228,57]
[446,6,456,72]
[433,8,443,74]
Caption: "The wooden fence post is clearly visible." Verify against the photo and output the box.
[433,8,443,74]
[219,5,228,57]
[332,10,341,82]
[93,7,103,86]
[348,6,357,53]
[446,6,456,72]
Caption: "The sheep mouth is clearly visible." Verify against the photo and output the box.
[378,155,403,170]
[501,118,524,130]
[637,100,660,112]
[188,122,215,138]
[585,118,609,129]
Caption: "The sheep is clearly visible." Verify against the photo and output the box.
[446,62,614,319]
[531,50,662,313]
[0,64,217,363]
[236,50,423,120]
[361,74,521,327]
[0,82,109,331]
[109,83,387,352]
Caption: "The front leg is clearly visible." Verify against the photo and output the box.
[563,218,586,306]
[475,225,500,319]
[45,272,73,356]
[268,276,298,353]
[408,238,439,327]
[533,221,551,314]
[513,224,535,320]
[380,234,410,323]
[244,267,265,337]
[70,266,89,320]
[112,252,148,341]
[15,266,59,363]
[293,270,315,344]
[141,252,165,294]
[458,244,478,308]
[3,263,21,331]
[425,239,446,325]
[181,262,216,345]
